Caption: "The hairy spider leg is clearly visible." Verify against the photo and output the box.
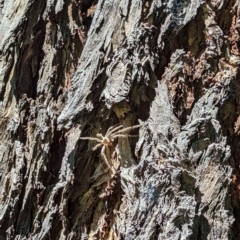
[106,125,123,138]
[92,143,102,151]
[111,124,142,136]
[96,133,104,139]
[80,137,102,143]
[101,146,116,174]
[105,124,121,135]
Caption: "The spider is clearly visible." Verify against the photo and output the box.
[80,124,141,174]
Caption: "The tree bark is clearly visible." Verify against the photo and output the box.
[0,0,239,239]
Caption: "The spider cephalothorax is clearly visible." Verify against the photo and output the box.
[80,124,141,173]
[97,134,113,147]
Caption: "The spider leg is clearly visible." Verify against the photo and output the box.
[111,134,139,139]
[111,124,141,136]
[105,124,121,135]
[106,125,123,138]
[96,133,103,139]
[92,143,102,151]
[80,137,102,143]
[101,146,116,174]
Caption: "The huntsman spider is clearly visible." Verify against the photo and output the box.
[80,124,141,173]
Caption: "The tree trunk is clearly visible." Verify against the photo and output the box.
[0,0,239,239]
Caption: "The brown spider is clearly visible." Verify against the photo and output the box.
[80,124,141,173]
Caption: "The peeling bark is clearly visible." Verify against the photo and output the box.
[0,0,239,239]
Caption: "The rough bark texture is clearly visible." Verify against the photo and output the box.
[0,0,239,239]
